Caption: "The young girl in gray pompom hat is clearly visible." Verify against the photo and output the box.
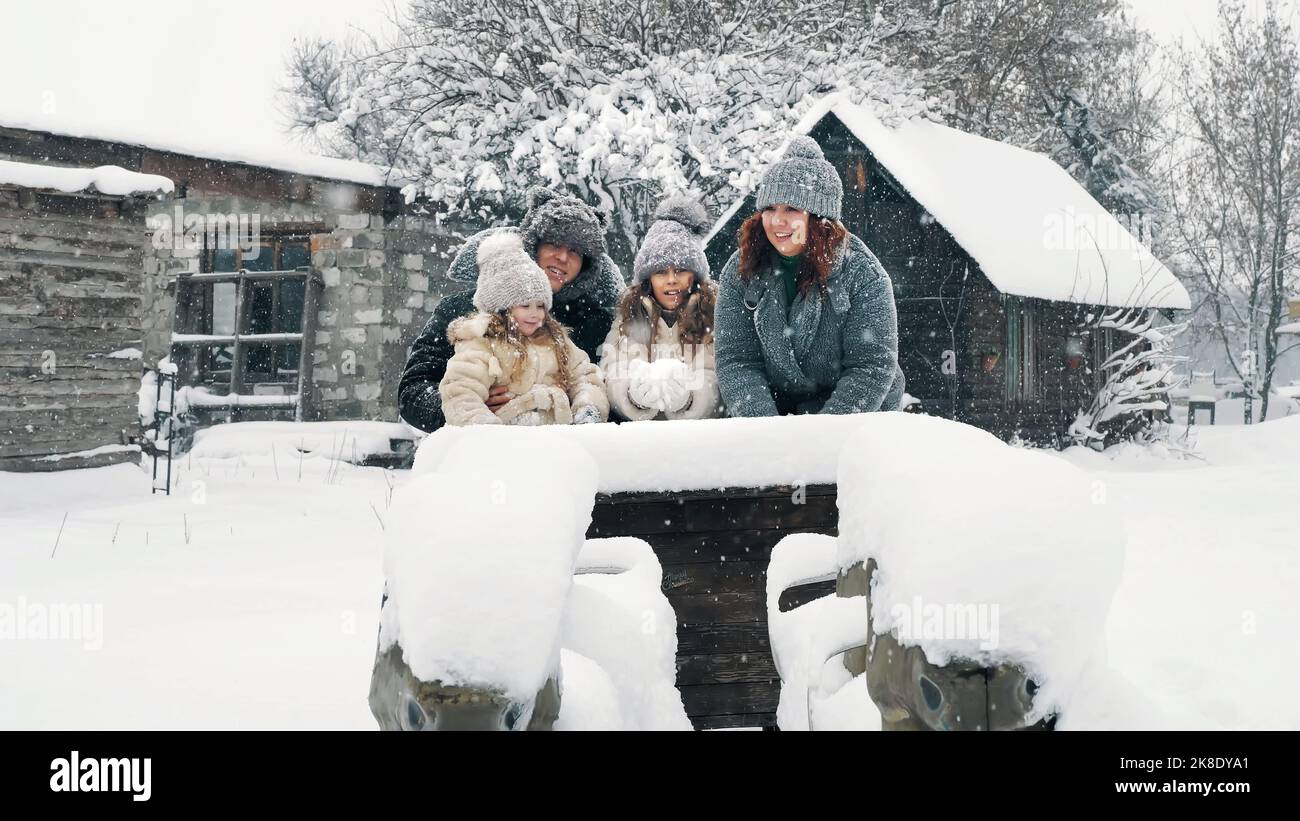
[598,195,724,421]
[439,232,609,426]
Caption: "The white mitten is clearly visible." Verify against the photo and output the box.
[525,385,555,410]
[656,358,692,413]
[512,410,544,426]
[627,359,659,411]
[629,358,692,412]
[572,405,602,425]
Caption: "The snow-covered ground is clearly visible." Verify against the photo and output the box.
[1059,416,1300,729]
[2,416,1298,729]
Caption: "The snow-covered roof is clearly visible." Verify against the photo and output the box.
[0,113,396,188]
[0,158,172,197]
[712,94,1190,310]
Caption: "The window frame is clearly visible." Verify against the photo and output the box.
[169,232,320,420]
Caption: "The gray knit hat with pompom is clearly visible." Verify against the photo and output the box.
[472,232,553,313]
[518,186,608,263]
[754,135,843,220]
[632,196,712,284]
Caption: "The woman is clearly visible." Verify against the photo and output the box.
[599,196,722,421]
[714,135,906,416]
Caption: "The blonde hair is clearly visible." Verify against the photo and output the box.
[484,310,574,392]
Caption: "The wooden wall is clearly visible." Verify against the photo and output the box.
[0,186,148,471]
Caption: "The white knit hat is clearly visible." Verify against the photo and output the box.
[472,232,553,313]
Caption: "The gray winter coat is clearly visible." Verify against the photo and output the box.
[714,233,906,417]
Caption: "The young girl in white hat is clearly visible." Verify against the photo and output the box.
[439,233,609,426]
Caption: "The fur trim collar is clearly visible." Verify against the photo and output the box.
[447,312,494,343]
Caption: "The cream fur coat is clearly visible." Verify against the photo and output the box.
[439,313,609,426]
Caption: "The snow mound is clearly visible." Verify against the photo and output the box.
[565,538,691,730]
[766,533,872,730]
[836,412,1126,723]
[554,650,623,730]
[380,429,597,702]
[187,421,420,464]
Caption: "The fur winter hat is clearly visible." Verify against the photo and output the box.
[472,232,553,313]
[754,135,843,221]
[632,196,712,285]
[519,186,608,264]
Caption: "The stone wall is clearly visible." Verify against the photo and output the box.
[310,212,485,422]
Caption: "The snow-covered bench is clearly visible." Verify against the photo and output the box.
[404,413,1126,730]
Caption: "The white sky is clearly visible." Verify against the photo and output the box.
[1127,0,1222,44]
[0,0,1283,164]
[0,0,395,162]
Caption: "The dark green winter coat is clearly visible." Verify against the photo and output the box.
[397,227,624,433]
[714,233,906,417]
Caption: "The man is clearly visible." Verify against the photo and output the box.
[398,187,625,432]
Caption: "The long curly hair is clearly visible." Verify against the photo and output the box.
[484,310,574,393]
[737,211,848,298]
[615,277,718,360]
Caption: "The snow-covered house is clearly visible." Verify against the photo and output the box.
[705,96,1191,446]
[1,121,484,468]
[0,157,172,470]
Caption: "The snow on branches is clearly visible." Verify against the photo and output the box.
[1069,307,1188,451]
[282,0,943,261]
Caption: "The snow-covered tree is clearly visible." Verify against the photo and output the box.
[912,0,1166,209]
[1160,0,1300,423]
[279,0,944,264]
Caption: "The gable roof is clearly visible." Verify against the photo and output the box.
[710,94,1190,310]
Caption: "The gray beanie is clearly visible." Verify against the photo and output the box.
[519,186,607,264]
[754,135,842,220]
[632,196,712,284]
[472,232,553,313]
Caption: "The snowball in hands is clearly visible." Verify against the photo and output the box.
[628,358,692,413]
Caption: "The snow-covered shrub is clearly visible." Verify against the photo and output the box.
[1070,307,1188,450]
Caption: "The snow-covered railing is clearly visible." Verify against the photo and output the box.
[171,333,304,346]
[414,414,873,493]
[178,268,316,283]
